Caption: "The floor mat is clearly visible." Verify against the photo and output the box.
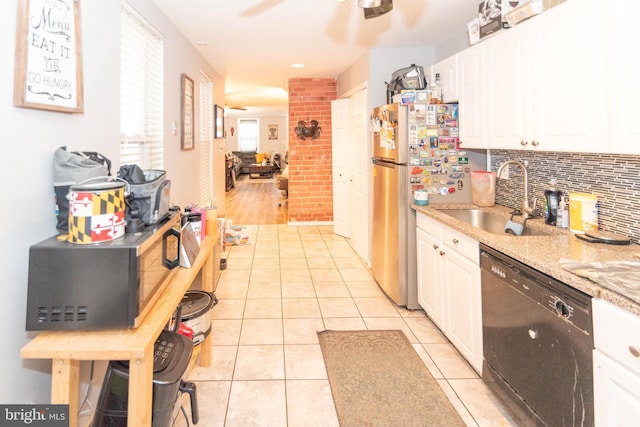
[318,329,466,427]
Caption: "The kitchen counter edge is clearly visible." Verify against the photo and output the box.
[412,203,640,317]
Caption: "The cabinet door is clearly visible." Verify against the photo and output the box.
[529,0,607,152]
[432,55,458,103]
[594,351,640,426]
[416,227,445,329]
[458,43,485,149]
[484,21,532,149]
[606,0,640,154]
[442,248,482,373]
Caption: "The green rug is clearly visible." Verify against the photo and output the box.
[318,330,466,427]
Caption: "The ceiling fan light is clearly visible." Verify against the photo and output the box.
[358,0,382,8]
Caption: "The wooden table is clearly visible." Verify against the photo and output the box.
[21,236,217,427]
[248,163,274,179]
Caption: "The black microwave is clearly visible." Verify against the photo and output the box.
[26,212,181,331]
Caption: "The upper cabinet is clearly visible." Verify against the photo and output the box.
[528,0,607,152]
[430,54,458,104]
[457,43,486,149]
[606,0,640,154]
[484,0,607,152]
[484,21,530,149]
[437,0,639,154]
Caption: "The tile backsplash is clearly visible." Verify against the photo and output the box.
[489,150,640,244]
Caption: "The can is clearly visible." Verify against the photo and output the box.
[569,193,598,234]
[68,180,126,244]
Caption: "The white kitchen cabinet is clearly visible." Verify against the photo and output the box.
[416,212,483,373]
[416,226,445,328]
[593,299,640,426]
[484,20,531,149]
[528,0,606,152]
[430,54,458,104]
[457,43,486,149]
[483,0,607,152]
[606,0,640,154]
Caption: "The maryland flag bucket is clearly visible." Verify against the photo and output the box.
[68,178,127,244]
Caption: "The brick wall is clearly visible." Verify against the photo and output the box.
[287,78,337,222]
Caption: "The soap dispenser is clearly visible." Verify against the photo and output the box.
[544,178,562,226]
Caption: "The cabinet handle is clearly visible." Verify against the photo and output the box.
[452,238,459,245]
[531,140,540,147]
[520,140,528,146]
[528,329,538,340]
[432,244,439,250]
[630,346,640,358]
[439,250,446,256]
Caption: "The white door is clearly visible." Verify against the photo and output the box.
[348,89,369,264]
[331,99,350,237]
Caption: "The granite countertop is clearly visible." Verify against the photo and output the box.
[412,203,640,317]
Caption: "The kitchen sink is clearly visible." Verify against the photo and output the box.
[438,209,554,237]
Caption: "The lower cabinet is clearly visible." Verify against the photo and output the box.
[593,299,640,426]
[416,212,483,373]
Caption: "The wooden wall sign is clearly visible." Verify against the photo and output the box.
[14,0,84,113]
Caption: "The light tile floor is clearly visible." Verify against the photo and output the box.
[179,224,517,427]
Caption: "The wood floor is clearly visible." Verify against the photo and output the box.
[223,173,288,224]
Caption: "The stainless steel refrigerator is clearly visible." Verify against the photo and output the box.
[371,102,468,309]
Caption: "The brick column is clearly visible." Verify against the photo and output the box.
[287,78,336,222]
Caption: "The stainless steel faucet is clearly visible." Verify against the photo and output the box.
[496,160,537,219]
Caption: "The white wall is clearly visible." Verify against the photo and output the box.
[0,0,224,404]
[368,46,436,109]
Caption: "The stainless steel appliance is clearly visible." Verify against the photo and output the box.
[26,212,181,331]
[480,245,593,426]
[371,102,469,308]
[371,103,417,308]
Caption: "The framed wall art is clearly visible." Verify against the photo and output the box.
[268,124,278,140]
[14,0,84,113]
[181,73,195,151]
[215,104,224,139]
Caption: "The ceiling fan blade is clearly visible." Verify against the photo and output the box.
[363,0,393,19]
[240,0,286,17]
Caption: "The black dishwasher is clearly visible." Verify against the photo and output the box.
[480,245,593,427]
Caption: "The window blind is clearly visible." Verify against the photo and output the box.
[239,119,259,152]
[199,71,214,206]
[120,2,164,170]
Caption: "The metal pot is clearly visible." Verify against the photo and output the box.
[178,291,217,345]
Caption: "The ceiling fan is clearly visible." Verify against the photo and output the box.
[241,0,393,19]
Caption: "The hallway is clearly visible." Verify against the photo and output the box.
[224,173,288,225]
[179,224,517,426]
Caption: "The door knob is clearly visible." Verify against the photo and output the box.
[528,329,538,339]
[531,140,540,147]
[520,140,528,146]
[629,346,640,358]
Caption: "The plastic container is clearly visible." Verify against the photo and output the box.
[544,178,562,226]
[569,193,598,234]
[471,171,496,207]
[414,189,429,206]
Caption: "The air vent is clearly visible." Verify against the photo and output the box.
[35,305,88,323]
